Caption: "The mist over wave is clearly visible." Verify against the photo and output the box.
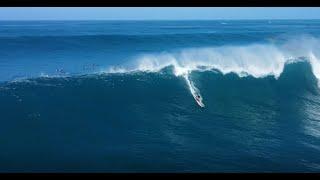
[107,36,320,87]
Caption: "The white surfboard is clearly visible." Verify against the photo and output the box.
[194,94,205,108]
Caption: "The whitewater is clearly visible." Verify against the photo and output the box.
[105,36,320,106]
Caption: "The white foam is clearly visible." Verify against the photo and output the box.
[108,44,287,80]
[105,36,320,105]
[309,53,320,87]
[106,36,320,81]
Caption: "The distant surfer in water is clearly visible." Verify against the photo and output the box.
[56,68,65,74]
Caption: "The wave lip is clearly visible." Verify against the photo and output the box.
[106,37,320,87]
[134,44,287,78]
[103,37,320,106]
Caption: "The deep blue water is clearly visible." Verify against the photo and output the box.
[1,20,320,172]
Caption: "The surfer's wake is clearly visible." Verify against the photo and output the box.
[183,74,205,108]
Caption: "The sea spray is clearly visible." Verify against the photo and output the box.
[106,37,320,88]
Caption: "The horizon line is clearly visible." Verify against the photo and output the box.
[1,18,320,21]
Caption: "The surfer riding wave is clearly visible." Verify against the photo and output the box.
[183,74,205,108]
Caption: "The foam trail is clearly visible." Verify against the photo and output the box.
[183,74,205,107]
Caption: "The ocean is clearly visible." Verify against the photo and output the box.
[0,20,320,172]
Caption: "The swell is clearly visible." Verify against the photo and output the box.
[1,61,319,109]
[0,33,276,51]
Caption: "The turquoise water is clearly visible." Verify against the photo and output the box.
[0,20,320,172]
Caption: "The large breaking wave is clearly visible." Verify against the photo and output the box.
[1,47,320,172]
[107,36,320,80]
[104,36,320,106]
[3,36,320,107]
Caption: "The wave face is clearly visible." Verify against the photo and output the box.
[1,62,320,172]
[1,20,320,172]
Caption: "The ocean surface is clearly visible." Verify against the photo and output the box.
[1,20,320,172]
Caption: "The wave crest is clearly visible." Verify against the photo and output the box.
[106,36,320,86]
